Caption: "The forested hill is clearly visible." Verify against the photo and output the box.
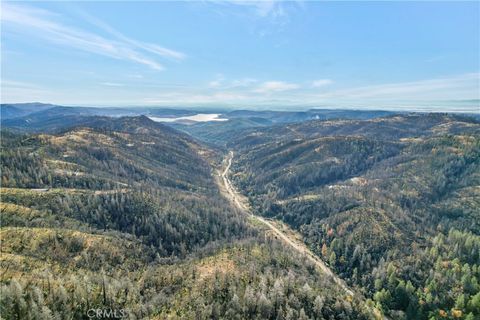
[1,115,251,255]
[229,113,480,319]
[2,112,479,319]
[230,113,479,149]
[1,116,372,319]
[2,115,217,192]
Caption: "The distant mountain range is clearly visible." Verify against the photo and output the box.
[3,102,478,135]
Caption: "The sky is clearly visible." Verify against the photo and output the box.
[1,1,479,112]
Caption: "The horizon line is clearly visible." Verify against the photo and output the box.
[1,101,479,114]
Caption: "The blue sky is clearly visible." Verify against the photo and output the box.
[1,1,479,111]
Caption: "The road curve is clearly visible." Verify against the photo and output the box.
[220,151,388,320]
[220,151,354,296]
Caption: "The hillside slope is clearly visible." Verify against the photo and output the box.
[229,114,480,319]
[0,116,372,319]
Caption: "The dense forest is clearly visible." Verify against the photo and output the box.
[229,114,480,319]
[0,115,371,319]
[1,111,479,319]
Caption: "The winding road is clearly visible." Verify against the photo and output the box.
[220,151,355,296]
[220,151,388,319]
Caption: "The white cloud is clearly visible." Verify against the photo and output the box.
[100,82,124,87]
[209,0,301,37]
[208,74,225,88]
[231,78,258,87]
[1,3,185,71]
[312,79,333,87]
[207,77,258,89]
[1,80,51,103]
[133,43,185,61]
[76,11,186,61]
[253,1,284,18]
[208,80,223,88]
[314,73,479,100]
[254,81,299,93]
[217,0,283,18]
[208,81,221,88]
[1,80,42,89]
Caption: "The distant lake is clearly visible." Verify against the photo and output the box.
[149,113,228,123]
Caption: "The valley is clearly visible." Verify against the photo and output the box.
[2,1,478,319]
[220,150,395,320]
[0,104,479,319]
[220,151,355,298]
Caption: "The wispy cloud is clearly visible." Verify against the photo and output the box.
[312,79,333,87]
[207,76,258,89]
[209,0,302,37]
[245,0,285,18]
[1,79,51,103]
[254,81,299,93]
[100,82,124,87]
[1,3,185,71]
[214,0,286,18]
[314,73,479,100]
[231,78,258,87]
[1,80,43,89]
[76,10,186,61]
[208,80,222,88]
[208,74,225,88]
